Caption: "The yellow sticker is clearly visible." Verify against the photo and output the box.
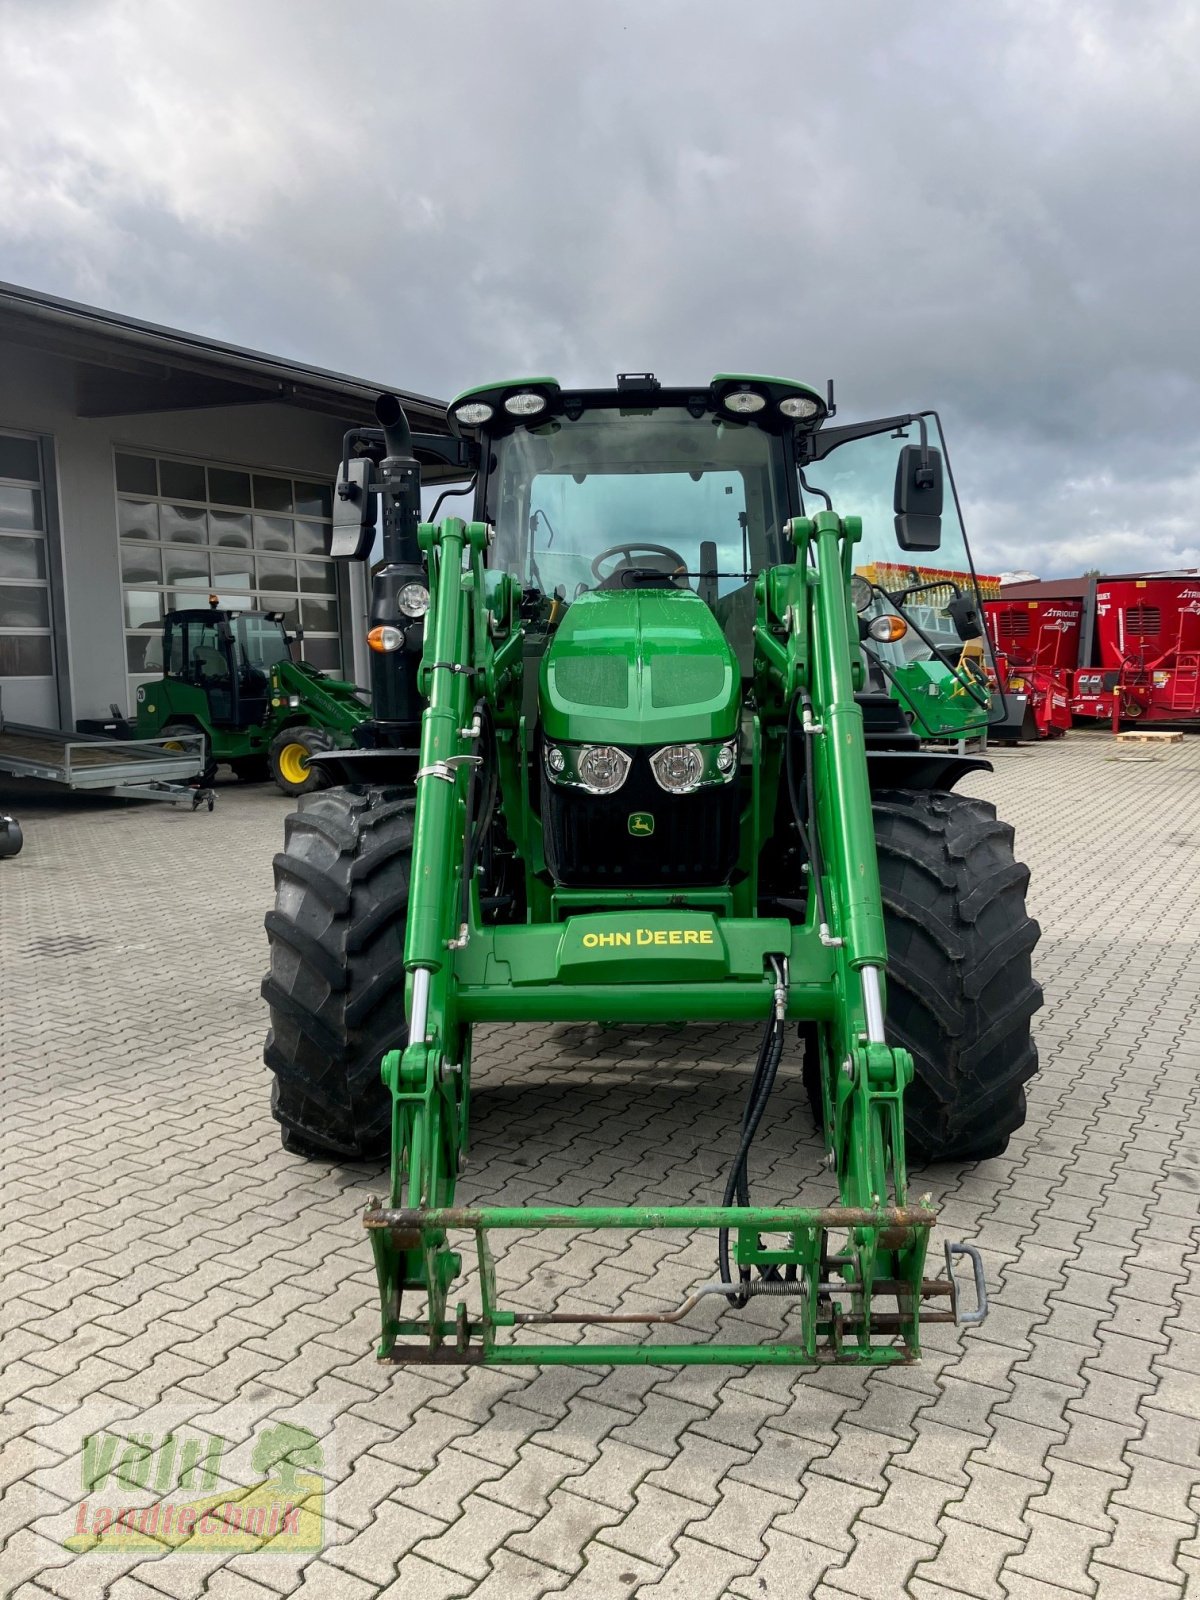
[580,928,714,950]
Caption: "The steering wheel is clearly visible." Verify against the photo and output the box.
[590,542,689,585]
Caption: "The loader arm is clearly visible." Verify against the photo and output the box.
[362,511,976,1367]
[270,658,371,736]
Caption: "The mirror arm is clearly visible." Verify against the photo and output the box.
[913,415,939,487]
[805,413,915,462]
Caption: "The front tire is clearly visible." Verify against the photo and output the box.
[262,786,411,1159]
[802,787,1042,1162]
[269,727,333,797]
[872,787,1042,1161]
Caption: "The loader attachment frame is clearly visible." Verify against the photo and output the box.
[362,508,983,1366]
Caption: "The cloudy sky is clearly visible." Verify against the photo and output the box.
[1,0,1197,577]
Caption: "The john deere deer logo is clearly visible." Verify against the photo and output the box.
[628,812,655,837]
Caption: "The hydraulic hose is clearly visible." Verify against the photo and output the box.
[455,700,498,943]
[718,956,788,1307]
[785,690,831,936]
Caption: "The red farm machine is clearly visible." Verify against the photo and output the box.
[984,592,1084,740]
[1071,575,1200,730]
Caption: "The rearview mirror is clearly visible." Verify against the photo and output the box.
[894,443,943,552]
[331,457,377,560]
[946,594,982,640]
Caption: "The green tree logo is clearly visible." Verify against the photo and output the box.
[251,1425,323,1494]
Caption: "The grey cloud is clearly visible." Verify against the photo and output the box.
[1,0,1197,577]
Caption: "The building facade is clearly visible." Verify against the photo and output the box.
[0,282,447,730]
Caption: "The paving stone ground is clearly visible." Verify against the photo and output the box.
[1,729,1198,1600]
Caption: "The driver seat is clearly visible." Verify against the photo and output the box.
[193,645,230,683]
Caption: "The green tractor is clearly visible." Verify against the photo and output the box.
[134,599,372,794]
[262,374,1041,1369]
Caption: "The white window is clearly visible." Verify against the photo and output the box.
[117,451,342,710]
[0,432,56,724]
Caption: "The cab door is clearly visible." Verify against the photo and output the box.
[180,616,236,725]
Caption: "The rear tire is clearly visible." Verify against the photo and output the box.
[262,786,411,1159]
[269,727,333,797]
[160,722,217,785]
[803,788,1042,1163]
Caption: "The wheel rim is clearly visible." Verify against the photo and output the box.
[278,742,311,784]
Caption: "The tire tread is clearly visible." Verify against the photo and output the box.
[262,785,410,1158]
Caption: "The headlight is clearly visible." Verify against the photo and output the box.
[504,391,547,417]
[453,400,493,426]
[546,741,736,795]
[850,575,873,613]
[398,582,430,618]
[576,745,631,793]
[779,395,821,420]
[650,739,738,793]
[650,744,704,794]
[287,694,301,708]
[723,389,766,415]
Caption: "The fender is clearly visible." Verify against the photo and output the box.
[306,748,419,787]
[865,750,991,791]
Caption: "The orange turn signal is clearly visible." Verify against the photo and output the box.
[367,625,404,653]
[868,615,909,643]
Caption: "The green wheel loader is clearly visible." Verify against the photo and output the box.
[134,600,372,794]
[262,374,1041,1368]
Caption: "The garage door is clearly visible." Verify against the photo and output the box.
[118,450,344,712]
[0,431,58,727]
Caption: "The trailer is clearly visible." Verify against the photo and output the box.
[0,695,213,807]
[984,594,1085,739]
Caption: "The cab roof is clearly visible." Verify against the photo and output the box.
[446,372,830,439]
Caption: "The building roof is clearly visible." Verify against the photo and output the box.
[0,278,449,436]
[998,570,1200,599]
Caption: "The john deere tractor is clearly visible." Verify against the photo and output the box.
[262,374,1041,1368]
[133,600,371,794]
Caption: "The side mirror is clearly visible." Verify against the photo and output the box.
[894,443,943,552]
[946,593,983,640]
[331,457,376,560]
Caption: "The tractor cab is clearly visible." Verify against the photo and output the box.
[160,602,292,729]
[458,374,996,761]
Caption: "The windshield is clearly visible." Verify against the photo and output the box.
[486,407,791,599]
[803,413,993,666]
[235,615,291,670]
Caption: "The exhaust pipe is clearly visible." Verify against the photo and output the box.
[375,392,414,462]
[370,394,424,735]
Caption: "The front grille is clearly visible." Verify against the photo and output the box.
[542,756,740,888]
[553,654,629,709]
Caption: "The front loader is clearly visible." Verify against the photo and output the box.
[263,374,1041,1368]
[133,600,372,794]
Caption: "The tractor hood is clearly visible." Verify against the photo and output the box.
[539,589,739,746]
